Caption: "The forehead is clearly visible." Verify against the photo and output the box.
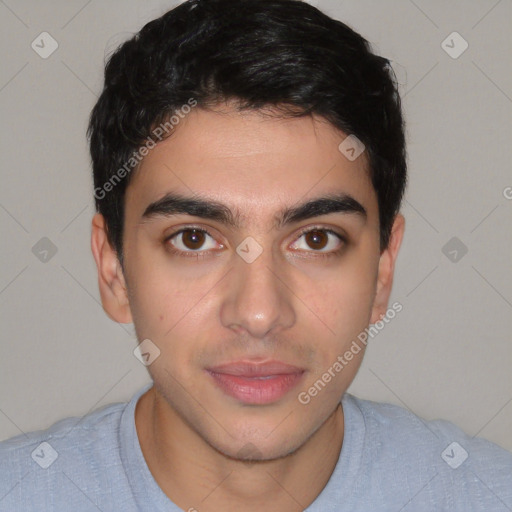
[125,106,378,228]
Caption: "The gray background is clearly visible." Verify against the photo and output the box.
[0,0,511,452]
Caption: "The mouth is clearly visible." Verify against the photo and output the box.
[205,360,305,405]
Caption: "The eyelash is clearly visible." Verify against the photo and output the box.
[163,225,347,260]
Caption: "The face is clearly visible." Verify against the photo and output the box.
[92,102,404,461]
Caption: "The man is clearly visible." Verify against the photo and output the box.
[1,0,511,510]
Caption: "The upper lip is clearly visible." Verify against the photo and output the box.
[207,360,304,377]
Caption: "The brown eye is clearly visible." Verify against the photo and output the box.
[181,229,206,250]
[166,228,220,254]
[290,227,345,255]
[304,229,329,250]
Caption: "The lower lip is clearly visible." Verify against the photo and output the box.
[207,371,305,405]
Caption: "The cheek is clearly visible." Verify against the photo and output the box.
[126,264,222,378]
[125,261,190,343]
[299,255,377,343]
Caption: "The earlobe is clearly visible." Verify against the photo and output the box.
[370,214,405,324]
[91,213,133,324]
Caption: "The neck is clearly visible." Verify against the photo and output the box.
[135,386,344,512]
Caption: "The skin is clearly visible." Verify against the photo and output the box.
[91,102,405,512]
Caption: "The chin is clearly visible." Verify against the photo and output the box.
[206,424,306,464]
[224,440,299,464]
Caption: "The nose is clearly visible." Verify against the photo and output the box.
[219,244,296,339]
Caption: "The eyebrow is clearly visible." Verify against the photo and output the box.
[141,192,367,229]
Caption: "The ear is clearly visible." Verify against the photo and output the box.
[91,213,133,324]
[370,213,405,324]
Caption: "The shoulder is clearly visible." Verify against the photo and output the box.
[0,400,129,511]
[0,399,126,457]
[343,394,512,510]
[348,393,512,463]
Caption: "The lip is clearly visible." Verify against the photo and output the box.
[206,360,305,405]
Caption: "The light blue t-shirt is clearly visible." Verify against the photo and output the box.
[1,383,511,511]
